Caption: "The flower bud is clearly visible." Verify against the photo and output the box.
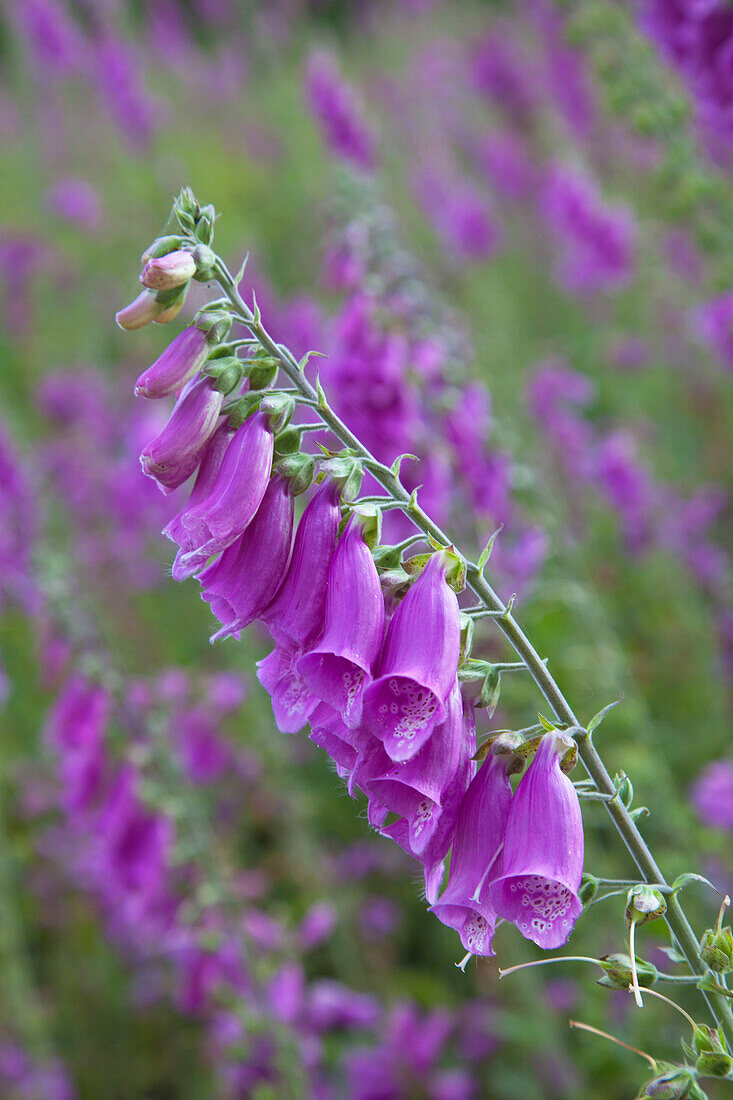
[204,355,244,395]
[140,376,224,493]
[153,284,189,324]
[140,235,186,263]
[259,393,295,433]
[247,357,280,391]
[174,186,200,234]
[639,1066,697,1099]
[699,924,733,974]
[192,243,216,281]
[195,309,233,345]
[273,426,301,456]
[276,453,316,495]
[320,455,362,502]
[597,953,658,989]
[626,885,667,926]
[115,289,163,330]
[135,327,209,399]
[696,1050,732,1079]
[578,873,599,906]
[141,249,197,290]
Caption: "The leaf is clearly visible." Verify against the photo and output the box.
[315,374,328,410]
[629,806,650,821]
[538,712,557,733]
[586,695,624,736]
[298,349,326,373]
[477,525,504,572]
[407,488,420,511]
[657,946,686,963]
[671,873,720,896]
[390,453,418,479]
[234,252,250,286]
[251,288,261,325]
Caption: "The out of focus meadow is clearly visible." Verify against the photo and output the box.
[1,1,732,1097]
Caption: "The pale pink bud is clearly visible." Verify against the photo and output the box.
[115,290,163,330]
[140,250,196,290]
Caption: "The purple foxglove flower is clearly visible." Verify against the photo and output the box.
[361,551,460,762]
[261,478,341,650]
[297,516,385,727]
[199,472,294,640]
[173,411,274,575]
[139,376,223,493]
[257,641,320,734]
[492,730,584,949]
[430,750,513,958]
[367,681,464,854]
[140,249,196,290]
[690,759,733,831]
[115,289,162,330]
[163,423,232,577]
[135,326,210,399]
[309,702,359,779]
[380,693,476,888]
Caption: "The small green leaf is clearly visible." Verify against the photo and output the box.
[538,712,557,733]
[671,873,720,896]
[408,488,419,511]
[251,288,261,325]
[315,374,328,410]
[477,525,504,572]
[298,349,326,373]
[629,806,650,821]
[390,453,418,479]
[586,695,624,736]
[234,252,250,286]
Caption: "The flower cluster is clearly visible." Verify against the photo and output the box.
[119,200,586,967]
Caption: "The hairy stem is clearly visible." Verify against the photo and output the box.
[212,258,733,1042]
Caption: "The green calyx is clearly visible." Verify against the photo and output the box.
[626,885,668,927]
[597,953,659,990]
[349,505,382,550]
[275,452,315,496]
[700,925,733,974]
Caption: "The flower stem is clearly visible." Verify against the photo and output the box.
[211,255,733,1045]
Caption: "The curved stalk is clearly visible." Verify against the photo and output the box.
[212,257,733,1044]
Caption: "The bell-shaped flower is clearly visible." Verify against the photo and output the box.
[115,289,163,330]
[134,326,210,399]
[297,515,385,727]
[380,692,476,887]
[256,641,320,734]
[173,411,274,576]
[491,729,584,950]
[140,375,223,493]
[367,681,464,854]
[260,478,341,651]
[361,551,460,762]
[199,472,294,640]
[163,423,232,581]
[309,702,359,781]
[430,748,513,959]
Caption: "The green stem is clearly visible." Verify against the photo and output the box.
[212,258,733,1044]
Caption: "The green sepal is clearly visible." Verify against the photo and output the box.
[596,953,658,990]
[192,242,216,281]
[349,505,382,550]
[319,455,362,502]
[578,873,599,906]
[140,234,187,263]
[246,356,279,391]
[259,393,294,433]
[194,308,233,345]
[459,614,475,666]
[224,392,262,428]
[699,924,733,974]
[273,426,301,456]
[274,453,315,496]
[204,356,244,395]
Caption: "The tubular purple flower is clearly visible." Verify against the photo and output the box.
[199,473,294,640]
[139,376,223,494]
[297,516,385,727]
[134,327,210,399]
[430,750,513,959]
[256,641,320,734]
[491,730,584,950]
[163,422,233,578]
[174,412,274,575]
[367,681,464,855]
[140,249,196,290]
[361,551,460,762]
[115,289,163,330]
[260,478,341,650]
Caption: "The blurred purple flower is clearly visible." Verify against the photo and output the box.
[45,178,102,231]
[689,289,733,370]
[305,50,377,169]
[691,759,733,830]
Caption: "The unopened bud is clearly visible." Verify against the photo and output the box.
[204,356,243,395]
[115,289,163,330]
[320,455,362,502]
[226,392,262,429]
[141,249,196,290]
[174,186,199,234]
[195,309,232,345]
[192,243,216,281]
[273,426,301,456]
[696,1049,732,1079]
[640,1066,696,1099]
[699,924,733,974]
[140,235,186,263]
[247,357,280,391]
[626,885,667,926]
[597,953,658,989]
[135,326,208,398]
[276,453,315,495]
[614,771,634,808]
[259,393,294,433]
[578,874,599,906]
[193,204,216,246]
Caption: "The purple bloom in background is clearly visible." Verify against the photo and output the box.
[689,289,733,370]
[298,516,385,727]
[94,35,158,149]
[304,50,377,169]
[691,759,733,830]
[0,234,50,337]
[45,178,102,231]
[140,376,223,494]
[13,0,84,76]
[199,473,294,640]
[540,165,636,295]
[472,131,538,201]
[431,749,513,958]
[414,168,502,261]
[362,552,460,762]
[492,730,584,949]
[173,411,274,575]
[471,31,537,125]
[0,425,39,613]
[526,360,596,481]
[177,708,231,784]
